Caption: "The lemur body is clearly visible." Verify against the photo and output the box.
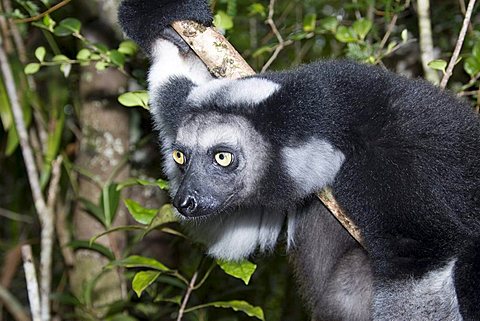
[118,1,480,319]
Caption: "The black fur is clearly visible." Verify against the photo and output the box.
[118,0,212,53]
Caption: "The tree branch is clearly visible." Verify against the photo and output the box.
[171,23,364,246]
[417,0,440,84]
[440,0,477,89]
[0,285,30,321]
[176,271,198,321]
[21,246,41,321]
[0,30,53,321]
[13,0,72,24]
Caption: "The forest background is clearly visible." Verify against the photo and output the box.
[0,0,479,320]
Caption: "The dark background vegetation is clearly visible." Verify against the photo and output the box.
[0,0,479,320]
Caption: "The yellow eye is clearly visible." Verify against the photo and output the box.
[214,152,233,167]
[172,150,186,165]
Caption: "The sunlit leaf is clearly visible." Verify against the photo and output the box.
[217,260,257,285]
[303,13,317,32]
[214,10,234,30]
[54,18,81,36]
[352,18,372,40]
[76,48,91,60]
[24,63,40,75]
[428,59,447,73]
[124,199,158,225]
[118,40,138,56]
[335,26,357,43]
[111,255,170,271]
[132,271,161,297]
[118,91,149,109]
[35,46,46,62]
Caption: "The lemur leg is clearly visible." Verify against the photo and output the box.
[290,199,373,321]
[372,259,463,320]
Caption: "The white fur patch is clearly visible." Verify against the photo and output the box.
[148,39,212,93]
[374,259,463,320]
[187,77,280,106]
[282,138,345,195]
[184,208,285,261]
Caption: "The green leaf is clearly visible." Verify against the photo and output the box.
[60,63,71,77]
[95,61,109,71]
[213,10,234,30]
[248,3,266,17]
[42,15,56,30]
[319,16,338,32]
[52,54,70,62]
[216,260,257,285]
[428,59,448,73]
[252,45,273,58]
[118,91,150,109]
[144,204,178,236]
[35,46,46,62]
[464,57,480,76]
[303,13,317,32]
[68,240,115,260]
[24,63,40,75]
[352,18,372,40]
[107,314,138,321]
[54,17,81,36]
[111,255,170,271]
[335,26,357,43]
[472,42,480,60]
[109,50,125,68]
[195,301,264,320]
[101,183,120,228]
[124,199,158,225]
[76,48,91,60]
[118,40,138,56]
[132,271,161,297]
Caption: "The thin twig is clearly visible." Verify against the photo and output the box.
[13,0,71,24]
[378,14,398,52]
[47,156,63,209]
[0,285,30,321]
[22,245,41,321]
[176,271,199,321]
[440,0,477,89]
[417,0,440,84]
[262,0,293,73]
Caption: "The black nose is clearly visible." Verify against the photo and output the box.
[174,195,198,217]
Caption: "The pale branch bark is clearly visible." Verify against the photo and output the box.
[21,246,41,321]
[0,30,54,321]
[417,0,440,84]
[0,285,30,321]
[440,0,477,89]
[171,22,364,246]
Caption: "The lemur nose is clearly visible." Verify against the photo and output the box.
[174,195,198,217]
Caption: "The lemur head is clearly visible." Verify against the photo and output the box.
[166,112,269,218]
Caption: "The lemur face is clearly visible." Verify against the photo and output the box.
[169,112,269,218]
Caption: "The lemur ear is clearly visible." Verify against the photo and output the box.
[118,0,213,54]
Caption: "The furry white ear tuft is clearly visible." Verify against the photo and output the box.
[227,78,280,106]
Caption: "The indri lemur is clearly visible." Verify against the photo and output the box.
[118,1,480,320]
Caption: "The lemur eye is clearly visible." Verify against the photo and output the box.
[172,150,186,165]
[214,152,233,167]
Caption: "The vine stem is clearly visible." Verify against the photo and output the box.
[176,271,199,321]
[440,0,477,89]
[13,0,72,23]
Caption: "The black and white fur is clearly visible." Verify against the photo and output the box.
[118,1,480,320]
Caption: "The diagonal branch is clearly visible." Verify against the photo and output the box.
[440,0,477,89]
